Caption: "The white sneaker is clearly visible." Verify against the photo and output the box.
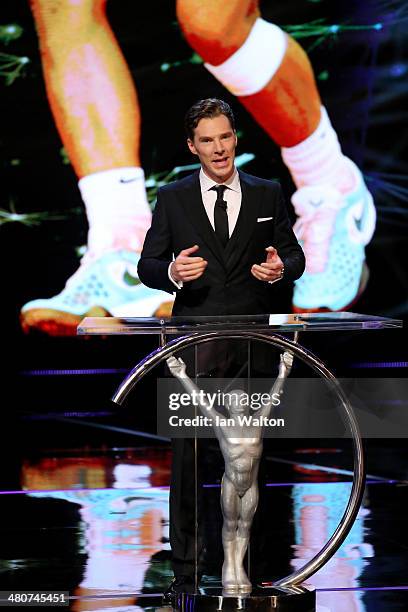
[292,160,376,311]
[20,249,174,335]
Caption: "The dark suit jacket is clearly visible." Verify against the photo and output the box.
[138,169,305,316]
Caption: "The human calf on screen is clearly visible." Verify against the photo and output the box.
[167,352,293,593]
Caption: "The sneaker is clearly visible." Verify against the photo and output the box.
[292,160,376,311]
[20,249,174,335]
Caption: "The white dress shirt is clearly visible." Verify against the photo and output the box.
[168,168,241,289]
[199,167,241,235]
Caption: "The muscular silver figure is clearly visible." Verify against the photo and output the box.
[167,351,294,593]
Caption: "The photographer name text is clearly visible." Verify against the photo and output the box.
[168,415,285,427]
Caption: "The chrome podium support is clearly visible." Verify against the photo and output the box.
[112,330,365,597]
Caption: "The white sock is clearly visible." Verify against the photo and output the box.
[78,167,151,258]
[204,18,287,96]
[281,107,354,192]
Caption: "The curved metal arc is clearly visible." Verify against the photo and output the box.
[112,331,365,588]
[112,333,215,404]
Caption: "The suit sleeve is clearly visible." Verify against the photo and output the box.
[273,184,305,282]
[137,189,176,294]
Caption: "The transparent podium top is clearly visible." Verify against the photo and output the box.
[78,312,402,335]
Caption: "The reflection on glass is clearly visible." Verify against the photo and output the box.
[27,463,170,611]
[291,482,373,611]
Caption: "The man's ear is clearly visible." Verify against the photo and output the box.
[187,138,197,155]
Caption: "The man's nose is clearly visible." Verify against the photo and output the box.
[214,139,225,154]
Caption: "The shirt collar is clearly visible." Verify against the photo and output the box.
[199,167,240,194]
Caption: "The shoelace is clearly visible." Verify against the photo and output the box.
[292,187,343,274]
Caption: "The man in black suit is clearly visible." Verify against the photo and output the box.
[138,98,304,597]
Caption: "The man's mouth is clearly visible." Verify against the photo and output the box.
[212,157,229,167]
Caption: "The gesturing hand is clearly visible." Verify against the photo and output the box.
[251,246,284,283]
[170,245,207,283]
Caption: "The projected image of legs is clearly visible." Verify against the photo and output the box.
[21,0,173,335]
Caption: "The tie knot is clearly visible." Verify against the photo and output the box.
[211,184,228,200]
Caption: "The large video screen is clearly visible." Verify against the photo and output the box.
[2,0,407,335]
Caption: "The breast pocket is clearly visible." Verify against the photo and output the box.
[254,218,274,243]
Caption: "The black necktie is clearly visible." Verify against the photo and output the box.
[211,185,229,248]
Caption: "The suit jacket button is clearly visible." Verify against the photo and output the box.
[225,282,230,288]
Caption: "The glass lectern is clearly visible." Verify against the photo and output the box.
[78,312,402,612]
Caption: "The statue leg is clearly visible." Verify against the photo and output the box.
[235,480,259,592]
[220,475,239,591]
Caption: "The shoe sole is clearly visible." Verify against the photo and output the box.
[20,306,110,336]
[20,300,174,335]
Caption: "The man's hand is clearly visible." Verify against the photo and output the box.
[170,245,207,283]
[251,246,284,283]
[166,356,188,379]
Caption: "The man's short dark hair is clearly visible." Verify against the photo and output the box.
[184,98,236,140]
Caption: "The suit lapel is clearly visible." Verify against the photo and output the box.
[224,170,261,272]
[179,171,226,266]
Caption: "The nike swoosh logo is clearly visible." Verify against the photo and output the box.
[353,214,363,232]
[352,208,364,232]
[120,177,138,184]
[350,199,366,233]
[123,269,141,286]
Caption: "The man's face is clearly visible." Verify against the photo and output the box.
[187,114,237,183]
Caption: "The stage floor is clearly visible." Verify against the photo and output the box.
[1,441,407,611]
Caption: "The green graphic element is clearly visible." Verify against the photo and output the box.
[283,19,383,52]
[0,51,29,84]
[0,24,23,44]
[0,22,29,84]
[60,147,71,165]
[0,199,74,227]
[161,52,203,72]
[123,270,141,286]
